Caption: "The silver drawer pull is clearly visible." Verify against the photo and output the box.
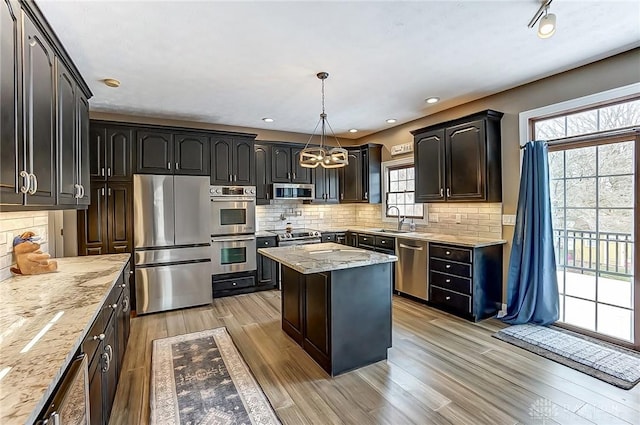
[381,241,386,244]
[120,283,126,288]
[110,303,118,309]
[445,264,451,269]
[445,279,451,283]
[445,296,451,300]
[93,333,105,341]
[232,282,237,286]
[446,251,451,255]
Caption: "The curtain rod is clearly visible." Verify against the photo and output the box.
[520,127,640,149]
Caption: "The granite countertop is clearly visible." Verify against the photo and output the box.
[0,254,130,425]
[343,227,507,248]
[259,242,397,274]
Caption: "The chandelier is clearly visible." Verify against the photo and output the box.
[299,72,349,169]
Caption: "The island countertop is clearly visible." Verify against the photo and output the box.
[0,254,130,425]
[258,242,397,274]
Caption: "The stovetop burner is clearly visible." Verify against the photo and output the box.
[274,228,321,241]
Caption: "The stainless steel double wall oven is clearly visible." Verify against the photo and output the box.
[210,185,257,275]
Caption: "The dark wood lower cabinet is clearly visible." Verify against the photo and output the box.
[82,263,131,425]
[281,263,392,376]
[78,182,132,256]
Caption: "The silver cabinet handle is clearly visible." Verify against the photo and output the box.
[445,279,451,283]
[110,303,118,309]
[80,185,85,198]
[175,162,179,170]
[229,174,232,182]
[364,191,368,200]
[28,173,37,195]
[74,184,82,198]
[446,188,451,197]
[101,187,105,196]
[19,170,30,193]
[445,296,451,300]
[105,344,113,362]
[266,192,269,200]
[49,411,60,425]
[108,187,112,196]
[445,264,451,269]
[120,283,126,288]
[123,296,130,313]
[381,240,386,244]
[101,167,105,176]
[107,167,111,176]
[446,251,451,255]
[287,172,291,180]
[167,162,171,170]
[101,352,110,373]
[440,188,444,197]
[399,244,423,251]
[232,282,237,286]
[340,193,344,200]
[211,236,256,243]
[292,172,296,179]
[92,333,105,341]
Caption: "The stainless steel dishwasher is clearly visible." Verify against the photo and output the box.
[396,238,429,300]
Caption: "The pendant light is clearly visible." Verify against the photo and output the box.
[527,0,557,39]
[299,72,349,169]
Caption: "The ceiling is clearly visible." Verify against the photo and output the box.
[38,1,640,138]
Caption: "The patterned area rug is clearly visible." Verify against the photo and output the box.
[494,324,640,389]
[151,327,281,425]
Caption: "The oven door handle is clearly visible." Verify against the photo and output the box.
[210,197,256,203]
[211,236,257,243]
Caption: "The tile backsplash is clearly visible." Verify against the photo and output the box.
[257,201,503,240]
[0,211,49,282]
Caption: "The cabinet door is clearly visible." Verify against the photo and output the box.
[445,120,486,201]
[232,138,255,185]
[0,0,24,206]
[106,127,133,181]
[312,167,326,202]
[88,350,104,425]
[281,266,303,342]
[90,125,106,181]
[271,146,291,183]
[22,13,56,205]
[290,146,311,183]
[257,254,278,286]
[102,315,118,420]
[303,272,330,357]
[210,136,233,184]
[107,182,132,254]
[325,167,339,203]
[175,133,209,176]
[136,130,173,174]
[254,144,271,204]
[76,94,90,205]
[339,150,361,202]
[414,129,445,202]
[56,61,77,205]
[78,183,107,255]
[115,291,126,377]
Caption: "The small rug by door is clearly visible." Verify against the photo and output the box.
[151,327,281,425]
[494,324,640,389]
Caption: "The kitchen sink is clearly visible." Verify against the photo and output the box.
[370,229,411,234]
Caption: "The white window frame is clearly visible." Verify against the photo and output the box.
[381,157,428,225]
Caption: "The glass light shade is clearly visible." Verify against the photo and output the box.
[299,147,326,168]
[538,13,556,38]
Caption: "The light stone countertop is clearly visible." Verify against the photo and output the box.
[329,227,507,248]
[255,231,277,238]
[258,242,397,275]
[0,254,130,425]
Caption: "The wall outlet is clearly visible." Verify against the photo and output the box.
[455,214,462,224]
[429,213,438,223]
[502,214,516,226]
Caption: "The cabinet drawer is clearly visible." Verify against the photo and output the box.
[430,258,472,278]
[357,234,375,247]
[430,286,472,315]
[430,244,472,263]
[82,308,108,364]
[321,233,336,242]
[430,271,472,295]
[375,236,395,249]
[257,236,277,248]
[214,276,255,291]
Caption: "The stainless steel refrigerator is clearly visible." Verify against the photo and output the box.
[134,174,211,314]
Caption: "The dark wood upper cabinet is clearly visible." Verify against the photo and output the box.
[271,145,311,184]
[1,0,92,211]
[412,110,503,203]
[89,126,106,180]
[106,127,133,181]
[338,144,381,204]
[107,182,132,254]
[174,133,210,176]
[254,144,271,204]
[78,182,107,256]
[0,0,23,206]
[312,167,339,203]
[211,136,255,185]
[414,129,445,202]
[76,94,90,206]
[136,130,173,174]
[22,12,56,206]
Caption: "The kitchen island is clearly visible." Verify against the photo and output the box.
[0,254,130,425]
[258,243,397,376]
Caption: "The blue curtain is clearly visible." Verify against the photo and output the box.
[503,140,559,325]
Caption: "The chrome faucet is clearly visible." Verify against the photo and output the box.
[386,205,406,231]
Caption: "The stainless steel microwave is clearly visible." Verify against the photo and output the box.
[271,183,315,200]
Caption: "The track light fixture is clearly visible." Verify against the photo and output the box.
[527,0,557,39]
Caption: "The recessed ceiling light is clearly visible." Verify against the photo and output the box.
[386,119,397,124]
[103,78,120,88]
[349,129,358,133]
[425,97,440,104]
[262,118,274,123]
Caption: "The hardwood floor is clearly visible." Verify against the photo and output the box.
[109,291,640,425]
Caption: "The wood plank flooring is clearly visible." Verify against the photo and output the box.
[109,291,640,425]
